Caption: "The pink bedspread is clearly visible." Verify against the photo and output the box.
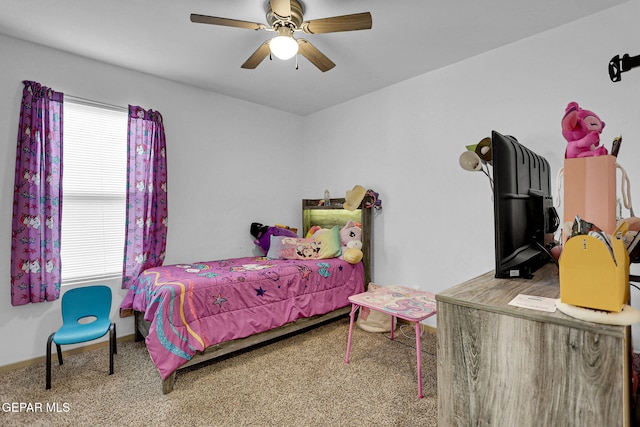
[126,256,364,379]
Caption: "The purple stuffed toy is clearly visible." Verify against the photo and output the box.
[561,102,608,158]
[250,222,298,255]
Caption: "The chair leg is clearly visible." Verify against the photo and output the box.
[109,323,115,375]
[46,333,54,390]
[113,322,117,355]
[56,343,63,366]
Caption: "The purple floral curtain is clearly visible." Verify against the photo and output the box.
[11,81,63,306]
[120,105,168,313]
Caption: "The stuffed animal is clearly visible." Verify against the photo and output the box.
[340,221,362,251]
[250,222,298,255]
[343,241,364,264]
[305,225,321,238]
[561,102,608,158]
[340,221,363,264]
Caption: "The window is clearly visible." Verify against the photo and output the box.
[61,99,127,283]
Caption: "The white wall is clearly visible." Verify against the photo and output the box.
[3,0,640,368]
[0,35,303,367]
[302,1,640,334]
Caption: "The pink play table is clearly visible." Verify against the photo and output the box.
[345,285,437,399]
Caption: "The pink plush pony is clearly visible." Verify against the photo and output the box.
[561,102,608,158]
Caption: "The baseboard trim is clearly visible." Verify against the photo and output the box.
[0,334,137,374]
[2,323,436,374]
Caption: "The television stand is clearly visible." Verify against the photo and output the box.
[436,263,631,426]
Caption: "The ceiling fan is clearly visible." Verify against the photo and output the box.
[190,0,372,72]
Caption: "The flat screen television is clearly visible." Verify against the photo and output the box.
[491,130,559,278]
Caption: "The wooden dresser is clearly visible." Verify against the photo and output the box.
[436,263,631,426]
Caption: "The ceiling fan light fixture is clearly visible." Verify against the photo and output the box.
[191,1,372,71]
[270,27,298,60]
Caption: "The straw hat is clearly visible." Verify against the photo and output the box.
[343,185,366,211]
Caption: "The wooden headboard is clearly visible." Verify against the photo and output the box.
[302,197,373,286]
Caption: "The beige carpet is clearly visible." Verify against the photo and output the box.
[0,317,437,426]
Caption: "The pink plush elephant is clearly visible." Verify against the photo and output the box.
[561,101,608,158]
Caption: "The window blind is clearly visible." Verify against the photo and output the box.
[61,99,127,283]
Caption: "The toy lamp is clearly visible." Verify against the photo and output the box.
[459,138,493,191]
[459,150,482,171]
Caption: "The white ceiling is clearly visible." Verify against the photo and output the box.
[0,0,629,115]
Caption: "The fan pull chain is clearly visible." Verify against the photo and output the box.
[295,55,299,70]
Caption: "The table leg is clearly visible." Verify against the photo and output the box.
[415,321,423,399]
[390,315,396,340]
[345,304,359,364]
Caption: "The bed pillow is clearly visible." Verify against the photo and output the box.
[266,235,286,259]
[277,226,342,260]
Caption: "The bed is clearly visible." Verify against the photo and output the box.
[129,197,374,394]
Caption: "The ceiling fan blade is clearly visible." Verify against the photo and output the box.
[241,41,271,69]
[302,12,372,34]
[297,39,335,72]
[270,0,292,19]
[190,14,265,31]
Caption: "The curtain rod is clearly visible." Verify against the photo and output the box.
[65,94,128,113]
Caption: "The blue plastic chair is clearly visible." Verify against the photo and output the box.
[46,285,117,389]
